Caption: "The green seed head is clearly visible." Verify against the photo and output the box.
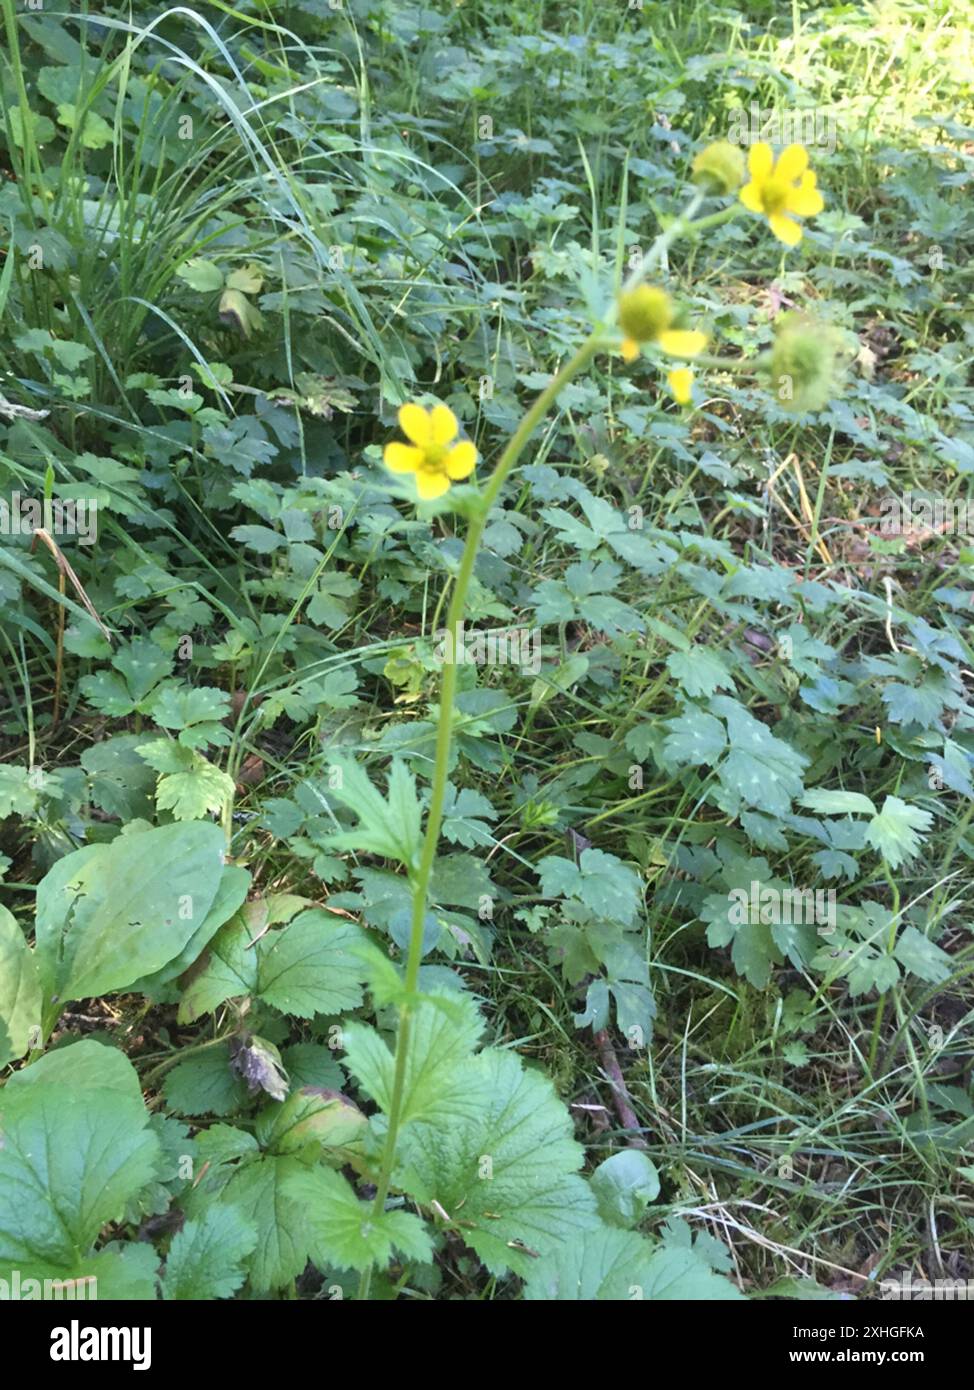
[769,312,842,413]
[617,285,673,343]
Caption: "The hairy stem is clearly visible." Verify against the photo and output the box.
[357,189,708,1299]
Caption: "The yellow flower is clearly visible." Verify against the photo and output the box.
[617,285,707,364]
[383,402,477,500]
[667,367,693,405]
[739,142,824,247]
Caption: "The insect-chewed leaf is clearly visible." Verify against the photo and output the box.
[34,820,228,1009]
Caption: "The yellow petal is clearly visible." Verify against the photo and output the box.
[384,442,423,474]
[774,143,809,183]
[785,175,824,217]
[429,402,459,445]
[748,142,773,180]
[398,403,431,446]
[668,367,693,405]
[620,336,640,363]
[415,469,450,500]
[768,212,803,247]
[739,180,764,212]
[657,328,708,358]
[445,440,477,479]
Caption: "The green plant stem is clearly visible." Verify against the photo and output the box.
[619,189,705,296]
[866,868,901,1075]
[683,204,744,237]
[357,188,717,1300]
[356,336,601,1301]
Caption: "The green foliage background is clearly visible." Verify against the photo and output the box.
[0,0,973,1300]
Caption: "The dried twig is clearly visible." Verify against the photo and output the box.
[30,527,112,725]
[594,1029,649,1149]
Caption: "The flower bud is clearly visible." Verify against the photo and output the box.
[691,141,745,195]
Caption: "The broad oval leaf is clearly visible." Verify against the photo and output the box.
[0,905,41,1066]
[0,1041,160,1276]
[35,821,227,1011]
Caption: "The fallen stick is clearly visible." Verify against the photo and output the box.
[594,1028,649,1149]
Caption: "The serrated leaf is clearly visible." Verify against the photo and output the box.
[394,1047,598,1276]
[10,1244,159,1301]
[162,1205,257,1299]
[0,1042,159,1275]
[701,889,782,990]
[78,670,139,716]
[537,848,642,926]
[523,1222,743,1300]
[661,708,727,767]
[666,647,734,699]
[893,926,953,984]
[80,734,157,820]
[279,1043,344,1092]
[178,912,259,1023]
[326,758,422,869]
[148,685,232,743]
[811,848,859,882]
[881,681,946,728]
[163,1044,249,1117]
[218,1156,310,1292]
[112,637,173,702]
[286,1166,433,1272]
[0,765,39,818]
[711,696,808,817]
[229,524,287,554]
[441,783,497,848]
[256,910,368,1018]
[345,991,485,1127]
[865,796,933,869]
[155,754,235,821]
